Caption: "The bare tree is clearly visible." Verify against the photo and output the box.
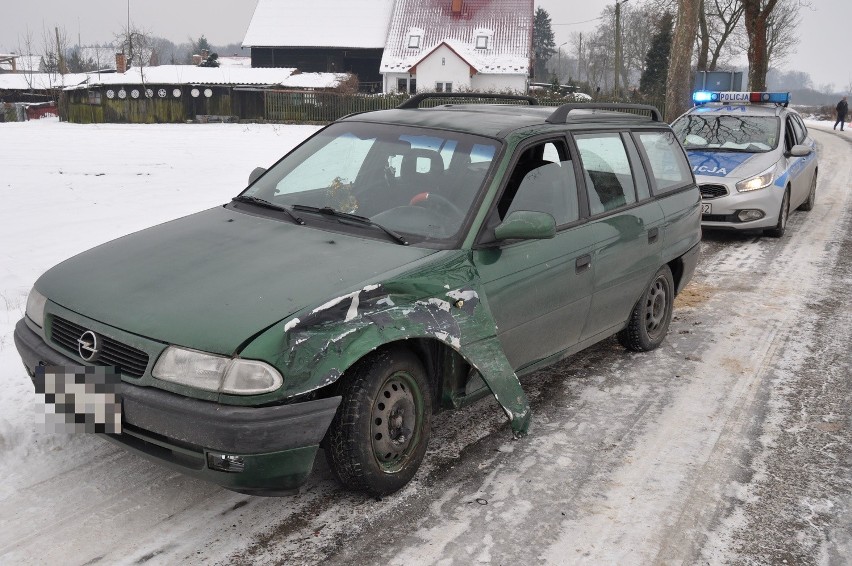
[665,0,701,121]
[741,0,780,90]
[16,27,38,91]
[765,0,802,66]
[697,0,745,70]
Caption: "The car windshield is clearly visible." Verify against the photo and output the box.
[671,114,779,153]
[239,121,501,246]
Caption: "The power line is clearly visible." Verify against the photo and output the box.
[552,17,603,26]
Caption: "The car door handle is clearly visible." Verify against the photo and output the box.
[648,227,659,244]
[576,254,591,273]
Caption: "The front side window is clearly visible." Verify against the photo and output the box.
[241,122,501,246]
[498,140,579,226]
[671,113,780,153]
[575,133,636,215]
[635,131,693,194]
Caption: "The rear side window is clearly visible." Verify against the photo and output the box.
[575,133,636,215]
[635,131,693,194]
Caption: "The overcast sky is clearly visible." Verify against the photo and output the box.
[0,1,847,91]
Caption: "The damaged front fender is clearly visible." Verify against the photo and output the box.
[238,252,530,435]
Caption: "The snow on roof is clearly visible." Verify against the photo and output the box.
[0,66,349,91]
[0,72,88,91]
[279,72,350,89]
[217,56,252,68]
[0,54,42,72]
[76,66,299,87]
[47,66,346,90]
[242,0,395,48]
[381,0,533,75]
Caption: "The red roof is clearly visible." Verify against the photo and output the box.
[381,0,533,75]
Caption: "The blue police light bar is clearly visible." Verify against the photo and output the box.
[693,91,790,106]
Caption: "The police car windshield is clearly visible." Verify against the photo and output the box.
[671,115,779,153]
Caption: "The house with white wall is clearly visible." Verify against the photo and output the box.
[380,0,533,94]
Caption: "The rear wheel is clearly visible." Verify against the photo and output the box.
[325,347,431,496]
[618,265,675,352]
[764,187,790,238]
[798,171,817,211]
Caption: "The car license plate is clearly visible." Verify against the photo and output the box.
[34,365,122,433]
[701,202,712,214]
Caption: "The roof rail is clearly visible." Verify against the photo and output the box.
[397,92,539,109]
[545,103,662,124]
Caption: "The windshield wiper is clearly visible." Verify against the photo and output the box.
[292,205,408,245]
[232,195,305,225]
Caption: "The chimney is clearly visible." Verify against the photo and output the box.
[115,52,127,73]
[451,0,462,15]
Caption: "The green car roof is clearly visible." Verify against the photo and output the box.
[340,103,664,139]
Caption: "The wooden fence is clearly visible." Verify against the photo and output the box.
[262,91,667,124]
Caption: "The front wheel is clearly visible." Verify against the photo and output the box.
[764,187,790,238]
[325,347,432,496]
[798,172,817,211]
[618,265,675,352]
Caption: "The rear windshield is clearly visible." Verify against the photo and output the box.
[671,114,780,153]
[242,122,501,247]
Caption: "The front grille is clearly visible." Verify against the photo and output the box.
[700,184,728,199]
[50,316,149,377]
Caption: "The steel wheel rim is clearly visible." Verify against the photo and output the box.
[645,277,669,338]
[371,371,424,472]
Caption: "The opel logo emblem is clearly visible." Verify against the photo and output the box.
[77,330,100,362]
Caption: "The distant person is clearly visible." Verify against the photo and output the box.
[834,96,848,131]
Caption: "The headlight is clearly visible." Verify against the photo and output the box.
[26,288,47,327]
[736,164,777,192]
[153,346,283,395]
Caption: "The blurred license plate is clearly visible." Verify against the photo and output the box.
[701,203,712,214]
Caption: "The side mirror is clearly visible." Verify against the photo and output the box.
[787,144,811,158]
[494,210,556,241]
[248,166,267,185]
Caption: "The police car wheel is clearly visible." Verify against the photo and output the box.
[798,172,817,212]
[764,187,790,238]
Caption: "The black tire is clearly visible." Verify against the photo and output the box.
[325,347,432,496]
[798,171,817,211]
[618,265,675,352]
[764,187,790,238]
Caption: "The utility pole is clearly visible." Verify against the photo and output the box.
[577,33,583,83]
[614,0,630,99]
[556,41,568,84]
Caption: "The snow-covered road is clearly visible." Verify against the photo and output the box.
[1,119,849,565]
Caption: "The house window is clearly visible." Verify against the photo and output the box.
[397,78,417,94]
[87,90,102,105]
[475,35,489,49]
[408,35,421,49]
[436,82,453,93]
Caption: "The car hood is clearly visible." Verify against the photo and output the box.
[37,205,439,355]
[687,150,770,180]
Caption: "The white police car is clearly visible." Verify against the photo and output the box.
[671,91,818,236]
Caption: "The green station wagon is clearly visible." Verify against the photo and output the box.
[15,94,701,495]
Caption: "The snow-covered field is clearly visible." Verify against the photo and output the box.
[0,119,320,467]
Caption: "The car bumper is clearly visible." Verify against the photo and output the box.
[700,184,785,230]
[14,318,341,495]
